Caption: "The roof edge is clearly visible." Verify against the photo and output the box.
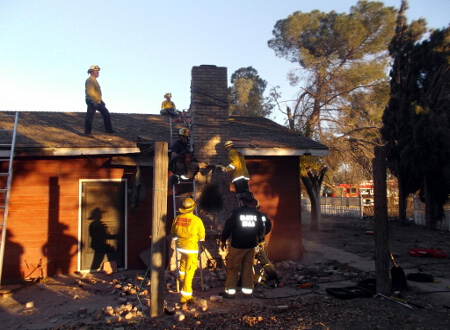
[14,147,141,157]
[241,148,329,157]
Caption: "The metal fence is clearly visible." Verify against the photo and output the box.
[302,196,364,219]
[302,195,450,231]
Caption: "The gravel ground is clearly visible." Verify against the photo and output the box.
[1,214,450,329]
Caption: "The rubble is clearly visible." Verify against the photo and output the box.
[2,217,450,329]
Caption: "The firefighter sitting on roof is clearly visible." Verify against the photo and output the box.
[160,92,180,116]
[169,128,199,185]
[171,197,205,304]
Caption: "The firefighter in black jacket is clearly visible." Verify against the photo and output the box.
[169,128,199,184]
[220,192,264,298]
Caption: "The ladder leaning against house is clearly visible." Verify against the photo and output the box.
[0,112,19,285]
[168,113,204,291]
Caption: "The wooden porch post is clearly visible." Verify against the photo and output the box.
[150,142,168,317]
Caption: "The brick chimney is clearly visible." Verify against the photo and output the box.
[190,65,236,229]
[190,65,229,166]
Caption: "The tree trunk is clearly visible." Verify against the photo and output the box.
[373,146,390,294]
[301,166,327,232]
[397,174,408,226]
[424,175,438,230]
[301,175,321,231]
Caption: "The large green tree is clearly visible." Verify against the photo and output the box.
[268,1,396,229]
[228,67,273,117]
[381,0,427,226]
[410,27,450,229]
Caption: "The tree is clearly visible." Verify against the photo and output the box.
[301,164,327,231]
[410,27,450,229]
[381,0,427,226]
[228,67,273,117]
[268,1,396,229]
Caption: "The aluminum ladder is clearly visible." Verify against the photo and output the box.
[169,112,204,293]
[0,112,19,285]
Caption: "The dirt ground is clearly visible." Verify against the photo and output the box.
[1,213,450,330]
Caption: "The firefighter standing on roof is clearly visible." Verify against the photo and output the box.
[171,197,205,304]
[84,65,115,137]
[220,192,264,298]
[220,140,250,196]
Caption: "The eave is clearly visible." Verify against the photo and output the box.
[241,148,329,157]
[14,147,141,157]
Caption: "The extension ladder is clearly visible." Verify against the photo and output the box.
[0,112,19,285]
[169,112,204,293]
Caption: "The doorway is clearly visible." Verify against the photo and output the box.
[79,179,127,271]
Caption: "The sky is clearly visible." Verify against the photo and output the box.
[1,0,449,125]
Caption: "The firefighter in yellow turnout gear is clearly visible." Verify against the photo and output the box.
[220,140,250,196]
[171,198,205,304]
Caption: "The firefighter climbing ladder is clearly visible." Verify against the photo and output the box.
[0,112,19,285]
[169,113,205,292]
[169,114,193,153]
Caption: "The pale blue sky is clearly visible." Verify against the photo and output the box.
[1,0,449,125]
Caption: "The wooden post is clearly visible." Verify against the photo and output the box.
[373,146,390,294]
[150,142,168,318]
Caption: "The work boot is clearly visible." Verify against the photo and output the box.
[169,175,180,186]
[219,292,235,299]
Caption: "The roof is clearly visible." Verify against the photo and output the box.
[0,111,328,157]
[227,116,328,156]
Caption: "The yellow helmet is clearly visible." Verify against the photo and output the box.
[179,197,196,213]
[164,92,172,98]
[224,140,234,148]
[179,128,190,137]
[87,65,101,74]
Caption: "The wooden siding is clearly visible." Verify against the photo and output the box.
[2,157,153,283]
[247,156,303,261]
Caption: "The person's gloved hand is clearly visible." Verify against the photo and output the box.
[220,242,227,251]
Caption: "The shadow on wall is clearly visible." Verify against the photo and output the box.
[2,229,24,284]
[88,207,118,270]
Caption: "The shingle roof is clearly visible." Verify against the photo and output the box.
[0,111,327,156]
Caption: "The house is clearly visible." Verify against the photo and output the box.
[0,65,328,283]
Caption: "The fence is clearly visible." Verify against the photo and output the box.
[302,196,364,219]
[413,196,450,231]
[302,195,450,231]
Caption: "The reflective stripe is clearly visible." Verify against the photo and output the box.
[232,175,249,182]
[179,271,185,275]
[242,287,253,294]
[177,247,198,254]
[225,288,236,295]
[180,290,192,296]
[228,164,236,170]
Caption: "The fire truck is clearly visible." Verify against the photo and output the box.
[336,181,374,206]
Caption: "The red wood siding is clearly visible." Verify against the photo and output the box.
[2,157,153,283]
[246,156,303,261]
